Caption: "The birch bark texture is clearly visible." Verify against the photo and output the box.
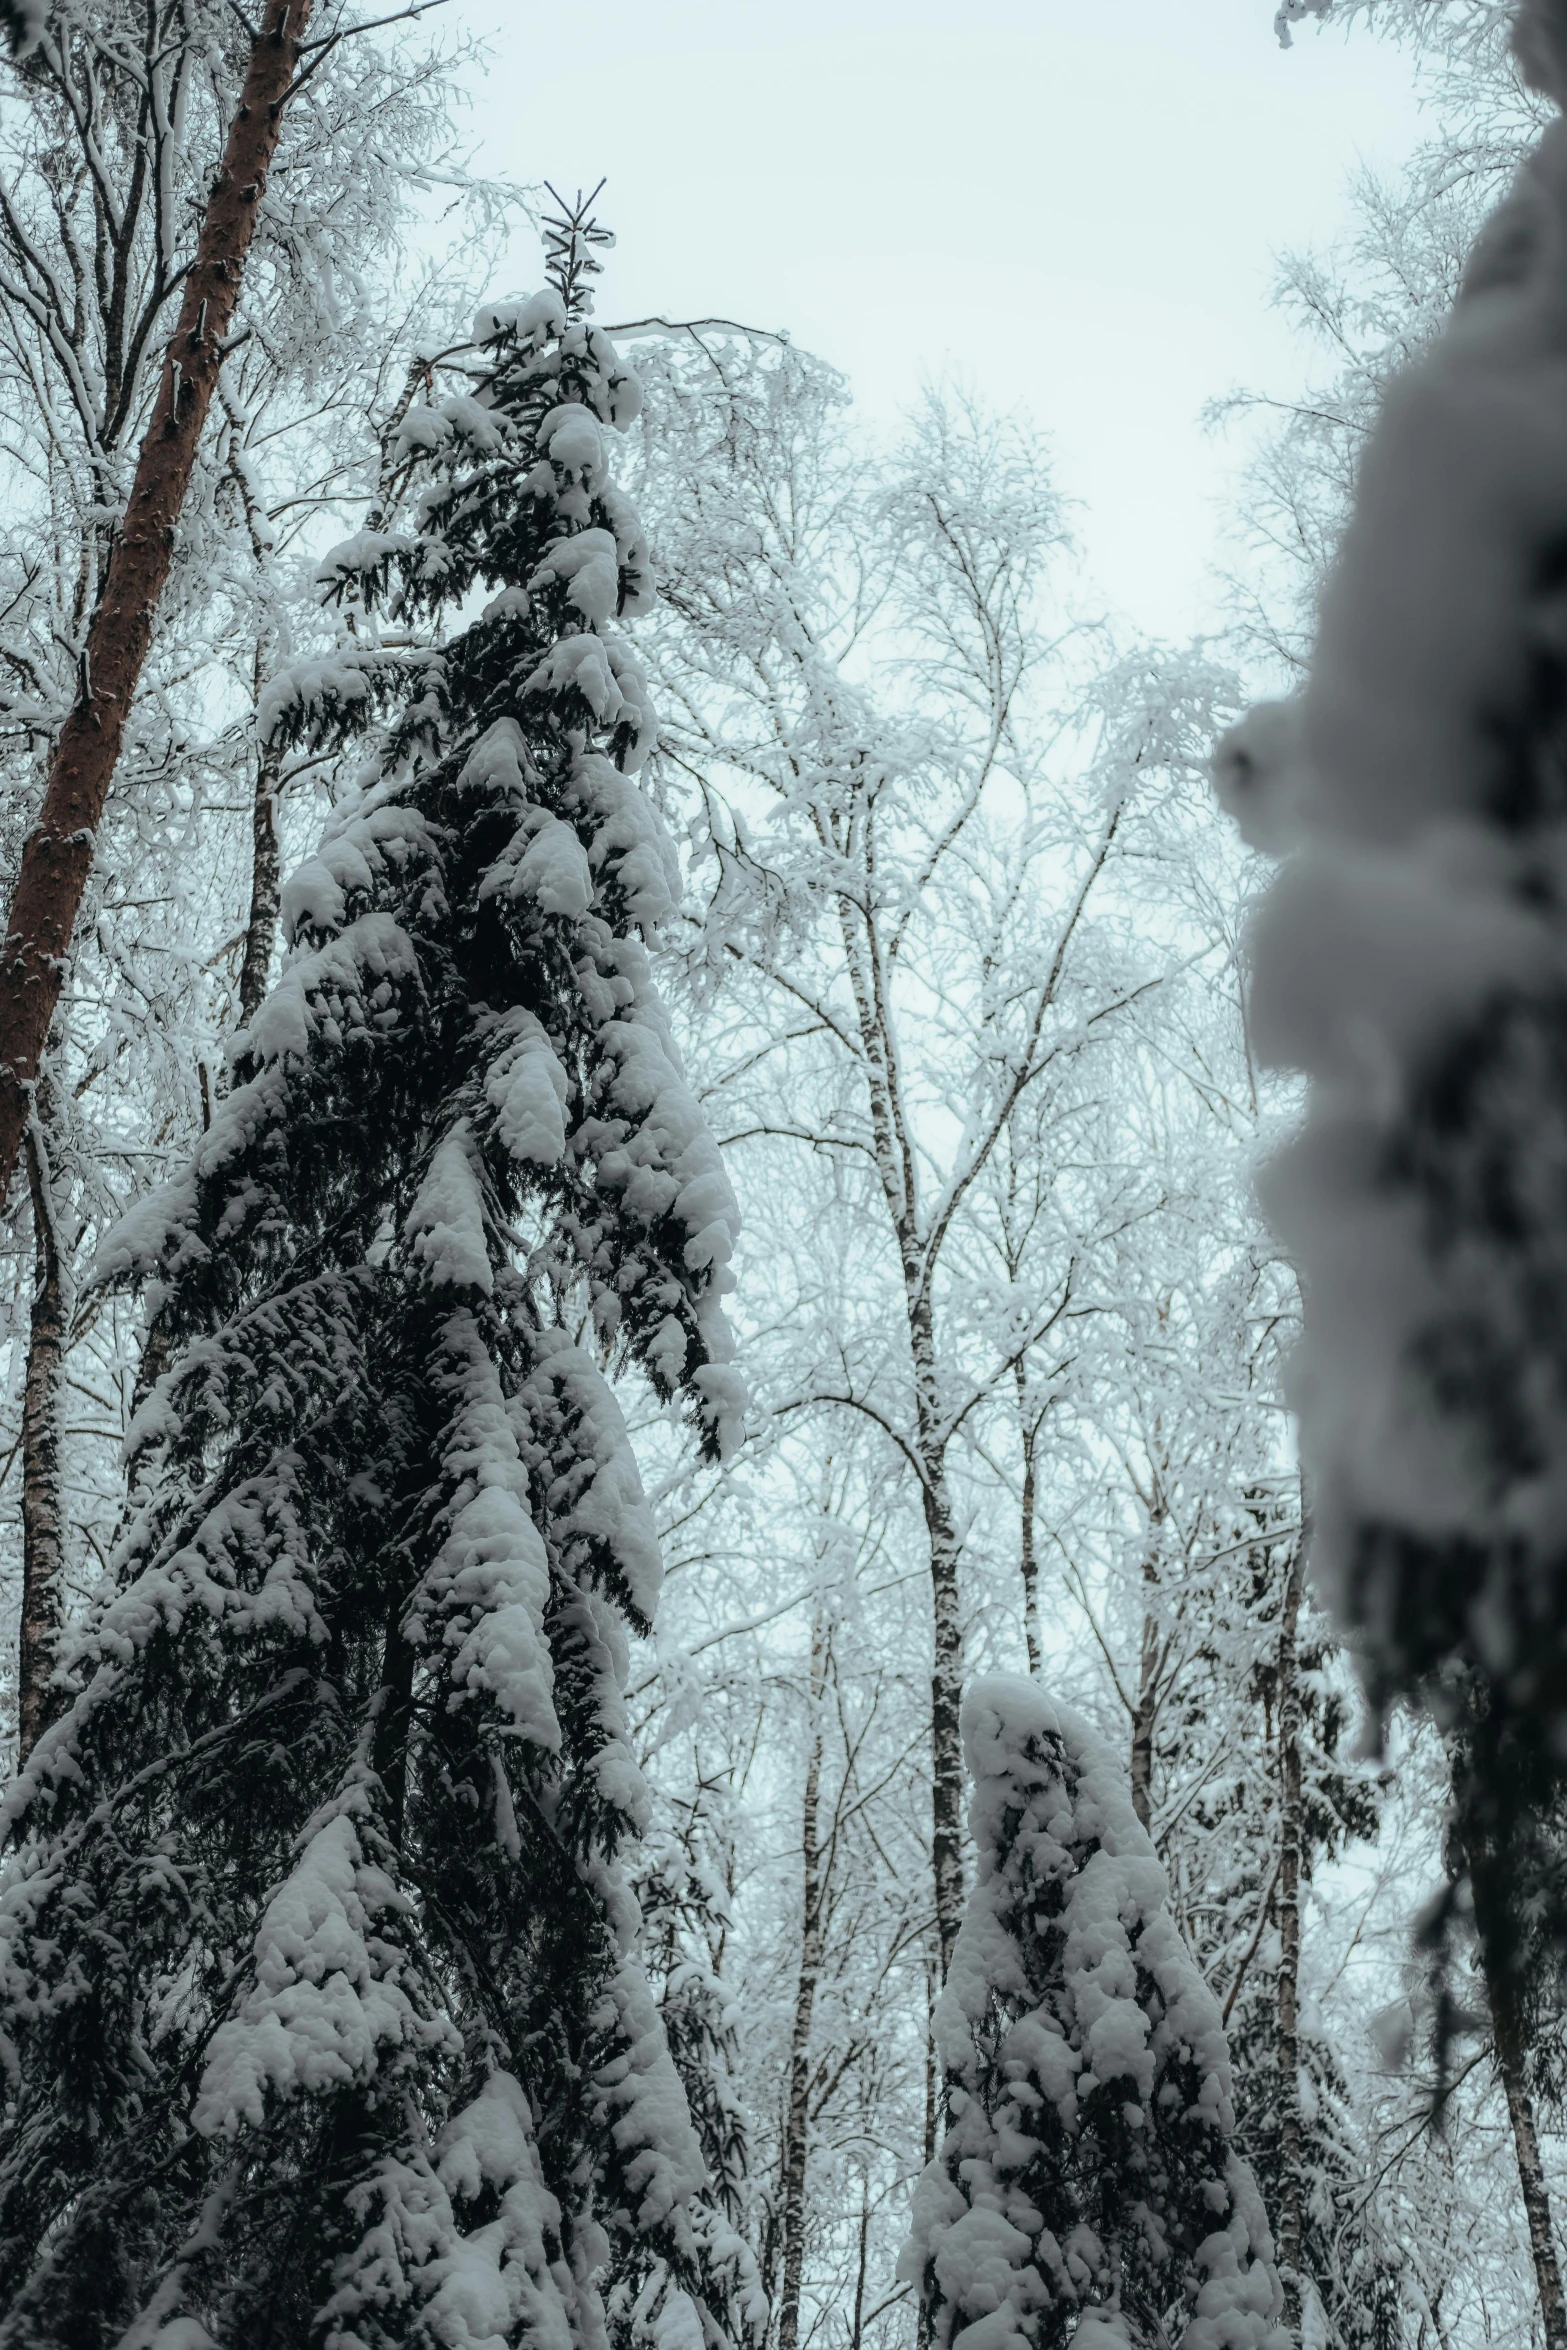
[0,0,315,1210]
[777,1607,830,2350]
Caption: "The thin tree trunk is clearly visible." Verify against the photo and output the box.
[1467,1830,1567,2350]
[225,415,285,1032]
[777,1609,829,2350]
[834,902,968,1979]
[1129,1519,1167,1833]
[1494,2034,1567,2350]
[0,0,316,1212]
[1130,1605,1158,1832]
[239,734,282,1027]
[1014,1361,1041,1676]
[923,1950,938,2166]
[849,2181,871,2350]
[922,1462,966,1983]
[17,1101,66,1766]
[1275,1541,1307,2324]
[907,1272,965,1981]
[918,1952,938,2350]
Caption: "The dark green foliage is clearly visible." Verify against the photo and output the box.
[0,205,749,2349]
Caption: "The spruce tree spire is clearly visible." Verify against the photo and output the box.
[903,1677,1289,2350]
[0,198,750,2349]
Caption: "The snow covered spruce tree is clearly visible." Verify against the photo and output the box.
[0,202,753,2349]
[903,1677,1288,2350]
[1212,0,1567,1980]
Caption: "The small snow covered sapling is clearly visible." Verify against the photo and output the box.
[1212,0,1567,1968]
[903,1676,1288,2350]
[0,198,752,2347]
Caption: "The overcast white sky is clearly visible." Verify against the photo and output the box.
[461,2,1430,643]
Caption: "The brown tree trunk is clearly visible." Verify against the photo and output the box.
[1275,1542,1307,2324]
[17,1106,66,1766]
[0,0,316,1212]
[777,1609,829,2350]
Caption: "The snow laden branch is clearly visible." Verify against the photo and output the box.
[1216,0,1567,2063]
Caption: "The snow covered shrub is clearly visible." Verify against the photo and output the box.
[1213,0,1567,1964]
[902,1677,1288,2350]
[0,205,752,2347]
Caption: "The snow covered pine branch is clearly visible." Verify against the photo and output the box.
[0,200,755,2347]
[1213,0,1567,1972]
[902,1678,1288,2350]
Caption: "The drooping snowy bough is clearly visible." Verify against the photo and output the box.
[1212,0,1567,1966]
[902,1678,1288,2350]
[0,214,753,2348]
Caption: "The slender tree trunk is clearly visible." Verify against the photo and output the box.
[777,1609,829,2350]
[922,1464,965,1983]
[1014,1363,1041,1676]
[835,904,968,1979]
[1467,1829,1567,2350]
[1130,1605,1158,1832]
[906,1277,966,1982]
[923,1951,938,2166]
[1275,1541,1307,2324]
[849,2180,871,2350]
[1129,1521,1167,1833]
[1494,2034,1567,2350]
[239,733,282,1027]
[17,1108,66,1767]
[0,0,316,1212]
[918,1952,939,2350]
[225,421,285,1032]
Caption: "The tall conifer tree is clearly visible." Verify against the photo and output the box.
[0,199,749,2350]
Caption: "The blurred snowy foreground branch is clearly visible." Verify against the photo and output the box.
[1215,0,1567,1969]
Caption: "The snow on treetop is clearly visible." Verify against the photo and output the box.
[905,1674,1287,2350]
[474,287,570,351]
[947,1678,1238,2125]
